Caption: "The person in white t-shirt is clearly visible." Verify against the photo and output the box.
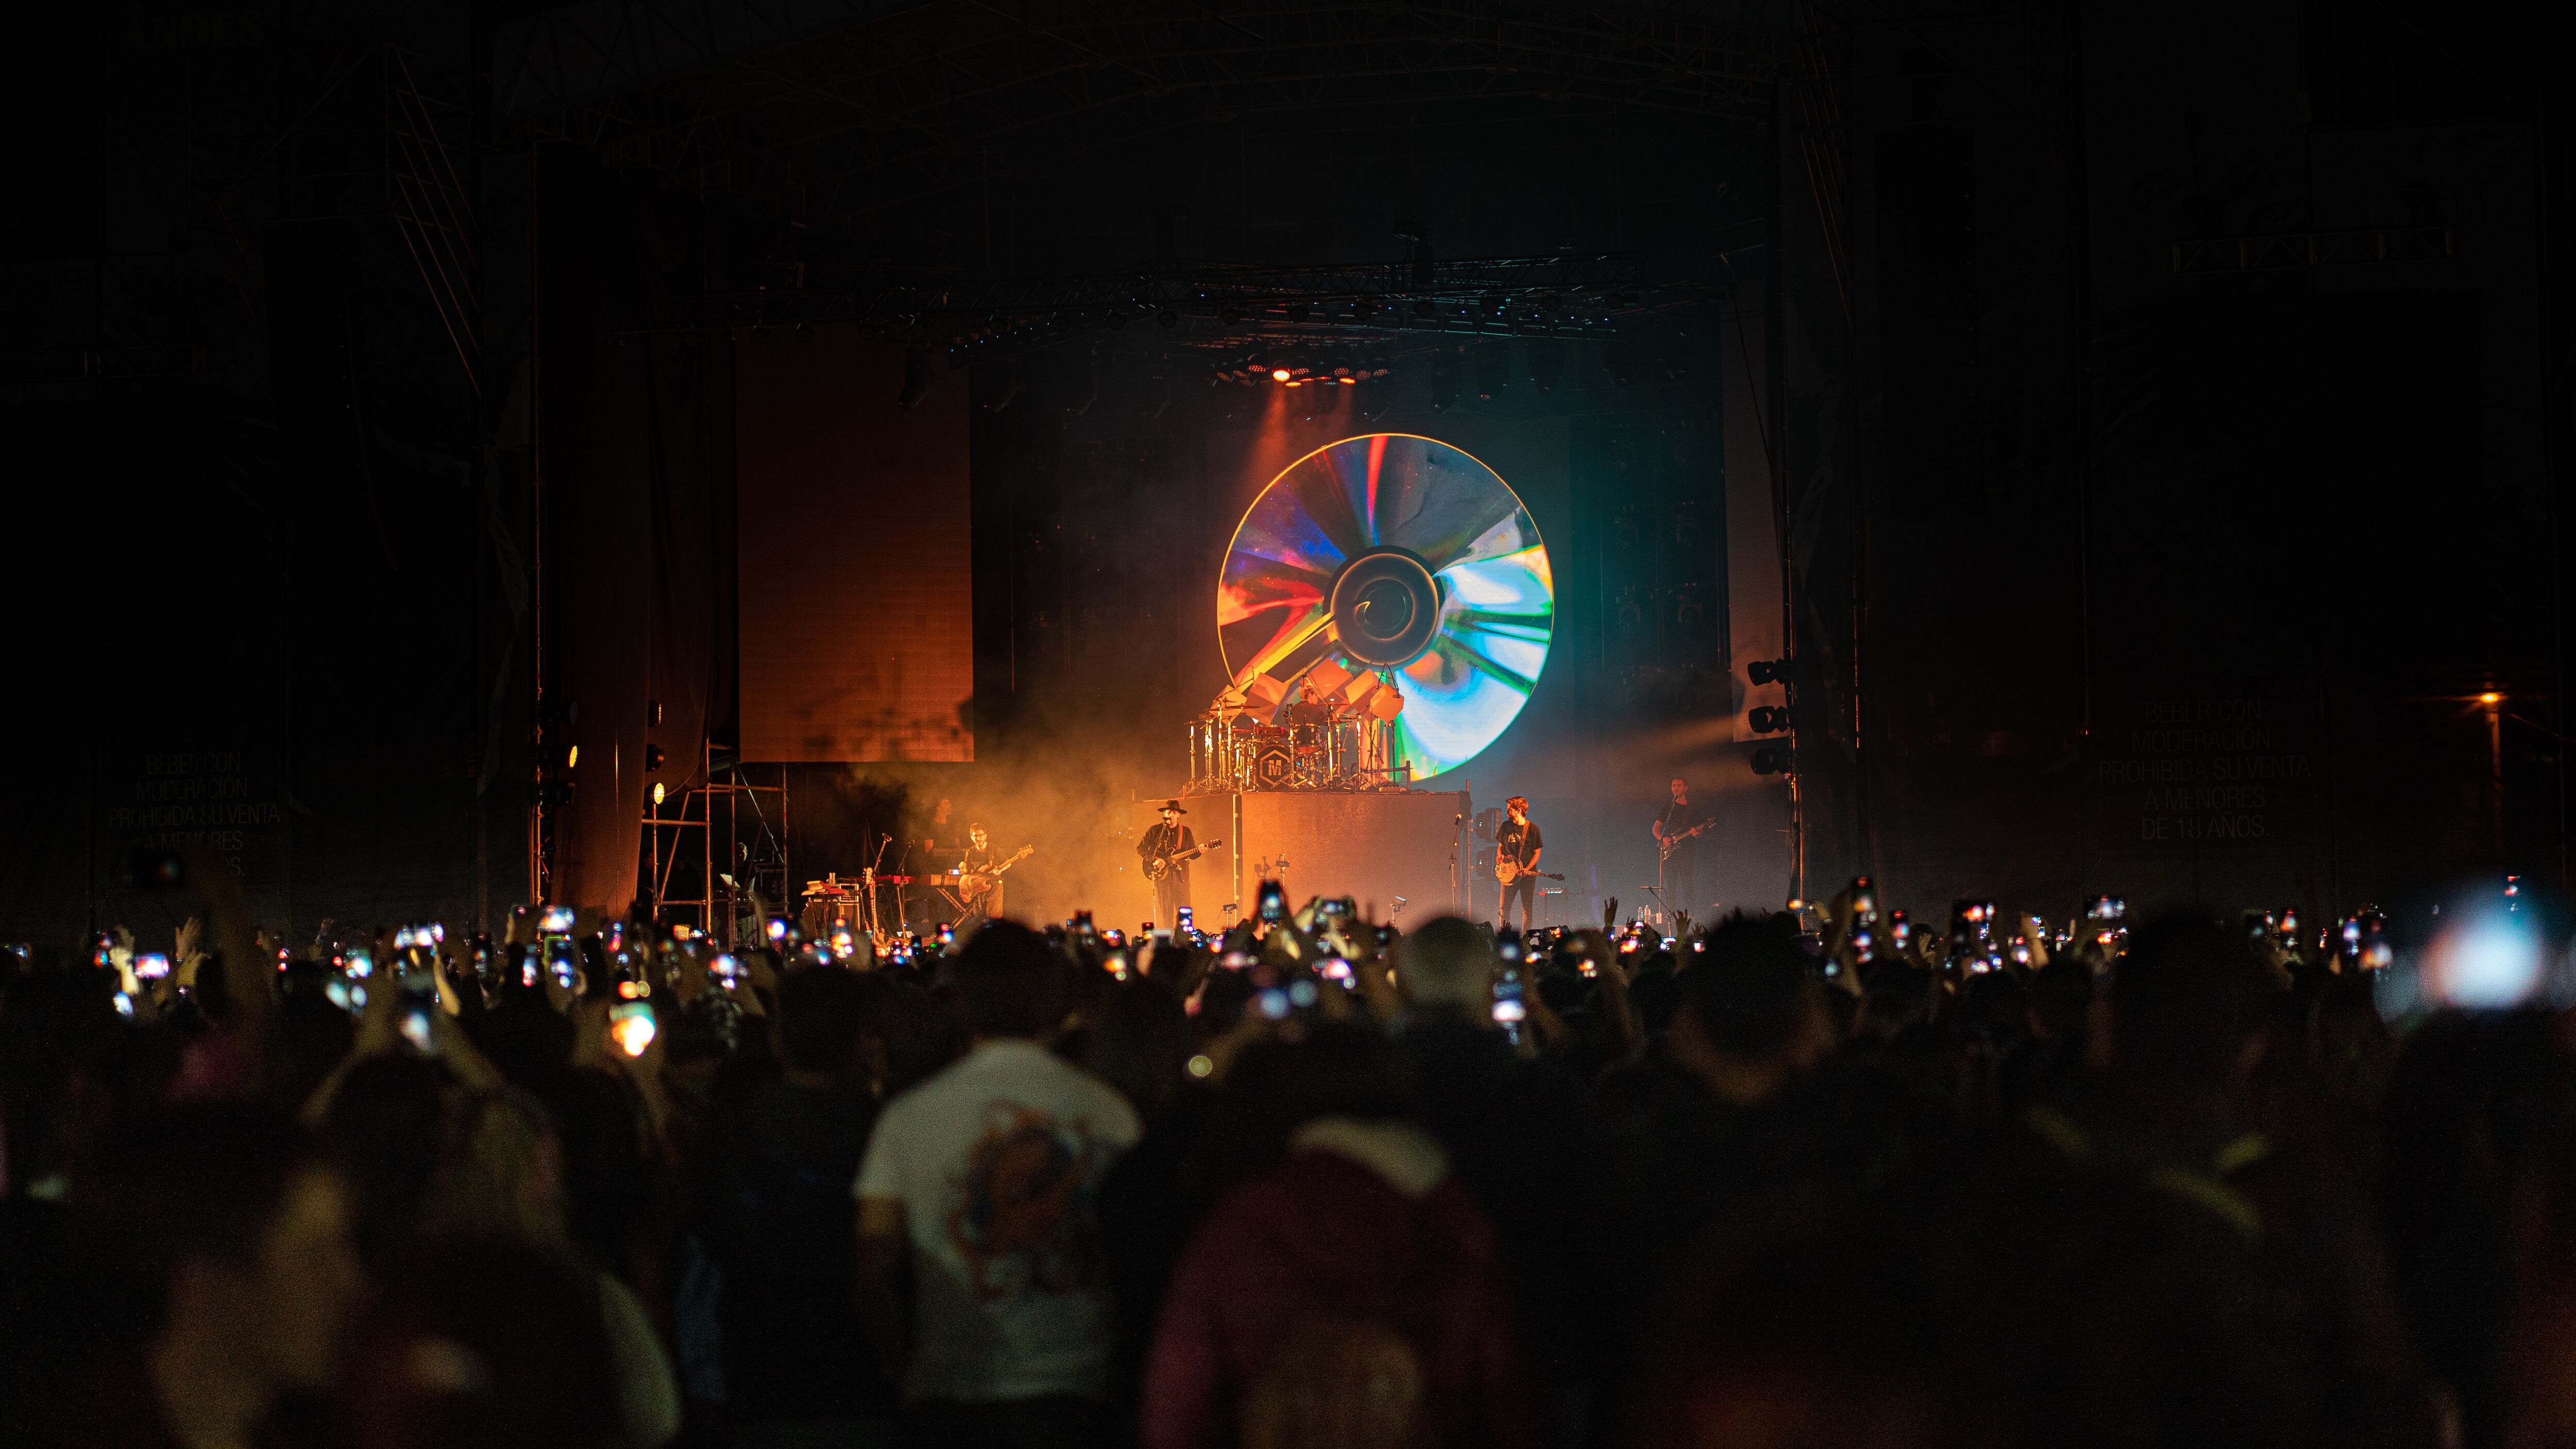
[856,920,1141,1448]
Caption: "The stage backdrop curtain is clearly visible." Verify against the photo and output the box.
[538,149,653,916]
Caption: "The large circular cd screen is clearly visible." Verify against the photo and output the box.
[1219,433,1553,780]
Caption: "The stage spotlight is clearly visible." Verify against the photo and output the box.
[644,744,666,772]
[750,325,769,344]
[1412,298,1435,319]
[1287,302,1311,322]
[1472,340,1510,401]
[896,346,934,409]
[1063,364,1098,417]
[793,322,812,343]
[1157,308,1178,329]
[1751,746,1795,776]
[1526,337,1564,395]
[1271,366,1293,382]
[1658,328,1693,379]
[1430,350,1461,412]
[980,363,1021,414]
[1747,657,1790,685]
[1747,705,1790,735]
[1222,306,1242,325]
[652,782,666,806]
[1600,337,1636,387]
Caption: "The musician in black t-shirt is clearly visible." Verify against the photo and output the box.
[1653,777,1714,923]
[955,823,1009,925]
[1495,795,1545,932]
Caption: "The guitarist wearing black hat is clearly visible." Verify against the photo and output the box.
[1138,800,1202,929]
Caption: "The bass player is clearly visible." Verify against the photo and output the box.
[1137,800,1199,930]
[1652,776,1714,923]
[1494,795,1545,932]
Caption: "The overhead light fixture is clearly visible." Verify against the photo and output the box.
[1472,340,1510,401]
[644,744,666,772]
[1600,337,1636,388]
[896,346,934,409]
[1747,658,1790,685]
[1526,337,1564,395]
[1430,349,1461,413]
[1659,329,1693,379]
[1272,366,1293,382]
[980,362,1021,414]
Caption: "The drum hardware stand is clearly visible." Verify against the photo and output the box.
[1640,882,1672,931]
[859,834,897,941]
[1251,856,1292,898]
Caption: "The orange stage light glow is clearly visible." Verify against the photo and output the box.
[1272,368,1292,382]
[2480,691,2504,704]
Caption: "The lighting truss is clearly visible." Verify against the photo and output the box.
[625,250,1726,367]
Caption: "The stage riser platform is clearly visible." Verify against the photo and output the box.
[1140,792,1467,926]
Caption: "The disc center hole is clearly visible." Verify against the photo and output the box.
[1352,577,1416,638]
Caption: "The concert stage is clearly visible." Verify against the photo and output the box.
[1149,791,1469,925]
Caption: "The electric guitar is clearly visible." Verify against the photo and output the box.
[1493,858,1563,887]
[1657,820,1712,861]
[957,847,1033,904]
[1144,839,1222,881]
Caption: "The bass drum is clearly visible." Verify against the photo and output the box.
[1233,726,1292,791]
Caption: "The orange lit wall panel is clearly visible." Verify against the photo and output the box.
[737,331,973,761]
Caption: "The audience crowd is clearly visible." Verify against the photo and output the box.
[7,852,2576,1449]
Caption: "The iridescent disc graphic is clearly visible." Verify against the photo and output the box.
[1220,433,1553,780]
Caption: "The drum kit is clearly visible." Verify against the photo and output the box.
[1187,703,1399,794]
